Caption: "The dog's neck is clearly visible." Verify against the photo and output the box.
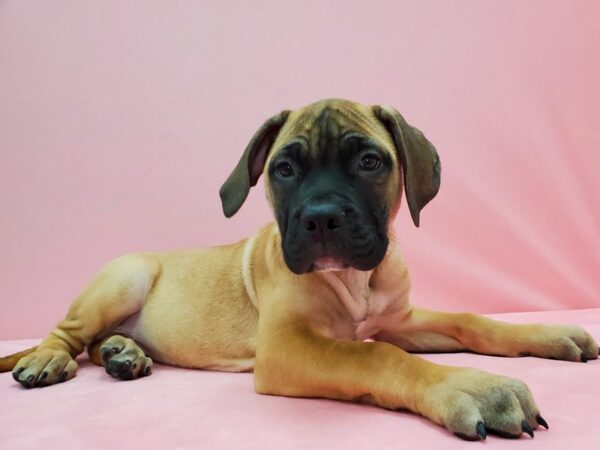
[259,223,410,324]
[317,233,410,324]
[318,268,373,323]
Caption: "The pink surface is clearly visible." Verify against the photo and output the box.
[1,2,599,339]
[1,308,599,449]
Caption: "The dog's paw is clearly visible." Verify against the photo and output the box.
[519,324,599,362]
[101,335,153,380]
[426,368,547,440]
[12,349,78,388]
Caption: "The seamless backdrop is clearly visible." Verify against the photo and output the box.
[1,1,599,339]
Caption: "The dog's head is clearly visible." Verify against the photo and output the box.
[220,99,441,274]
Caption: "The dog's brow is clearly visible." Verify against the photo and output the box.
[340,130,362,141]
[277,140,307,161]
[340,133,383,153]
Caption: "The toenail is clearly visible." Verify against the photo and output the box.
[145,367,151,375]
[112,347,120,353]
[27,375,35,384]
[40,371,48,380]
[59,371,68,382]
[536,415,549,429]
[13,367,25,382]
[522,421,534,438]
[132,363,137,369]
[476,421,486,440]
[101,347,112,362]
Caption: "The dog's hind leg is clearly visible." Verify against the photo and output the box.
[9,254,160,388]
[88,334,153,380]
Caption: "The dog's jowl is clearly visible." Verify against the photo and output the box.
[1,99,597,440]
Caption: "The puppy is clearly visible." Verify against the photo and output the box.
[1,99,597,440]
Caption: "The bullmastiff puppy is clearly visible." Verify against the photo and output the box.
[1,99,598,440]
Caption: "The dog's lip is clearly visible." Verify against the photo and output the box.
[312,256,348,272]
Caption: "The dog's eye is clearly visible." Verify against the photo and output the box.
[358,154,381,171]
[275,162,294,178]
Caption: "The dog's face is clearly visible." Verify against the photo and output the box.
[220,99,441,274]
[263,102,401,274]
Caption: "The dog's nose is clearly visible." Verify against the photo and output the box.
[301,203,345,235]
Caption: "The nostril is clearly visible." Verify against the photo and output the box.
[301,203,346,233]
[304,220,317,232]
[327,218,340,230]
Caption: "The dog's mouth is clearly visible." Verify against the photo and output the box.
[311,256,349,272]
[284,241,352,274]
[282,233,387,274]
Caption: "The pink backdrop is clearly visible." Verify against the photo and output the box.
[1,1,599,340]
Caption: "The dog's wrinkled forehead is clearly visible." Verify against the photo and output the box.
[220,97,440,227]
[268,99,396,164]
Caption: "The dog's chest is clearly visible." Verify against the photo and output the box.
[352,291,401,340]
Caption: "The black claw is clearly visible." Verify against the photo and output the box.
[454,423,487,441]
[454,432,481,441]
[476,421,487,440]
[59,371,68,382]
[101,347,113,364]
[12,367,25,382]
[36,372,48,386]
[20,374,36,388]
[536,415,549,429]
[522,421,534,438]
[144,366,151,375]
[36,381,48,388]
[112,347,120,354]
[581,355,588,363]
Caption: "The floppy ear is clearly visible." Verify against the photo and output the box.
[219,111,290,218]
[373,105,441,227]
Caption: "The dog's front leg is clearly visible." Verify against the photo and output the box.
[255,307,544,440]
[376,308,599,362]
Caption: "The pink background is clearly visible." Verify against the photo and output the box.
[1,1,599,340]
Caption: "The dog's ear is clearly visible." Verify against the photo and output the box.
[219,111,290,218]
[373,105,441,227]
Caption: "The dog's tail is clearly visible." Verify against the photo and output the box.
[0,346,38,372]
